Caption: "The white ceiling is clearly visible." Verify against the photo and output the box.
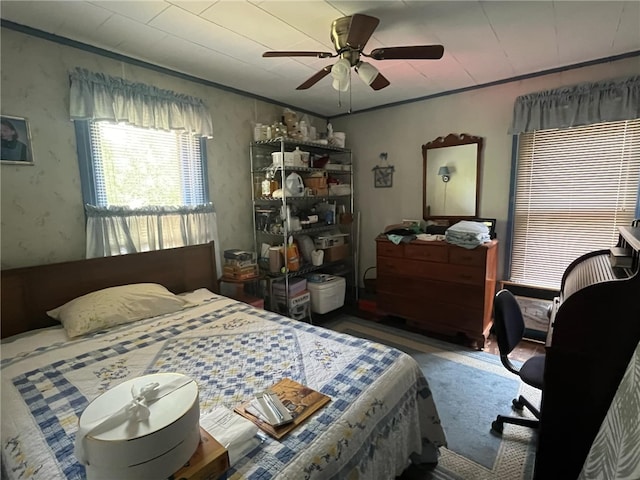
[2,1,639,118]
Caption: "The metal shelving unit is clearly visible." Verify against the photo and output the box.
[250,138,356,317]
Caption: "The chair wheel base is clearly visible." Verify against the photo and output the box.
[512,398,525,410]
[491,420,503,434]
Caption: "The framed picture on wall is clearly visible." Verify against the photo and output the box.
[1,115,34,165]
[373,165,394,188]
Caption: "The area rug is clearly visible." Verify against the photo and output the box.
[324,315,540,480]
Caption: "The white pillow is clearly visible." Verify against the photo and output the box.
[47,283,191,338]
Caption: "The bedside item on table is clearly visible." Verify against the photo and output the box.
[170,428,230,480]
[223,250,258,280]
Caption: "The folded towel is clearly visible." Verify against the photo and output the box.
[445,221,490,249]
[447,220,490,235]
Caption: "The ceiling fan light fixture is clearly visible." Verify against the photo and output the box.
[331,58,351,92]
[356,61,378,86]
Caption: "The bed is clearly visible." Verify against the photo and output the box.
[1,242,446,479]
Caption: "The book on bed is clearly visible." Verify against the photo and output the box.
[234,378,331,439]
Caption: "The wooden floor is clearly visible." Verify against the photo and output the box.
[336,301,545,362]
[483,330,545,362]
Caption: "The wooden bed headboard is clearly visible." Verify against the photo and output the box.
[1,242,219,339]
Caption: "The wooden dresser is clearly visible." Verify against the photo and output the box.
[376,237,498,348]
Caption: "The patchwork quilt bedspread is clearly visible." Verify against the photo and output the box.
[1,291,446,480]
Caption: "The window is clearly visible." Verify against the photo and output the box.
[86,121,208,207]
[509,119,640,290]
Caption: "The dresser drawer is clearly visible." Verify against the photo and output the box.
[377,275,485,309]
[449,247,486,267]
[404,243,448,263]
[441,265,486,285]
[378,257,484,285]
[377,294,481,332]
[377,241,404,258]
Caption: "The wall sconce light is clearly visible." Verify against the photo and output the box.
[438,166,451,182]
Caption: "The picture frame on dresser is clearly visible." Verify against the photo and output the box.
[1,115,34,165]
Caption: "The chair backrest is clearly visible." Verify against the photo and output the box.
[493,289,526,357]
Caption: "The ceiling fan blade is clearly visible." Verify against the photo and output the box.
[263,51,334,58]
[346,14,380,49]
[368,45,444,60]
[369,72,390,91]
[296,66,333,90]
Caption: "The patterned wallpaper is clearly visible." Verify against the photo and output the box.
[0,28,324,269]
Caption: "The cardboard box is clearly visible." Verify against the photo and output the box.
[304,173,327,190]
[323,243,349,262]
[170,428,230,480]
[274,290,311,320]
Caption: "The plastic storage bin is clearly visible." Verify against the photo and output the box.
[307,275,346,314]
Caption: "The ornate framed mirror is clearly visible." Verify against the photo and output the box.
[422,133,483,223]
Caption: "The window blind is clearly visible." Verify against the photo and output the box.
[89,122,205,207]
[510,119,640,289]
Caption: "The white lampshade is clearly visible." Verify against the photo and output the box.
[356,61,379,86]
[331,58,351,92]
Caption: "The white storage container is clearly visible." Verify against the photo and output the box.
[272,148,309,167]
[307,275,346,314]
[76,373,200,480]
[314,233,348,249]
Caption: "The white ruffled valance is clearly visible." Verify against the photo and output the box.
[69,67,213,138]
[510,76,640,134]
[85,204,220,275]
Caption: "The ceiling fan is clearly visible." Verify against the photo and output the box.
[263,13,444,92]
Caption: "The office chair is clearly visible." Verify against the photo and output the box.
[490,289,545,434]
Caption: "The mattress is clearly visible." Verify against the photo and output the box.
[1,289,446,479]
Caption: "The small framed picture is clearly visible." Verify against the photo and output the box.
[373,165,394,188]
[1,115,34,165]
